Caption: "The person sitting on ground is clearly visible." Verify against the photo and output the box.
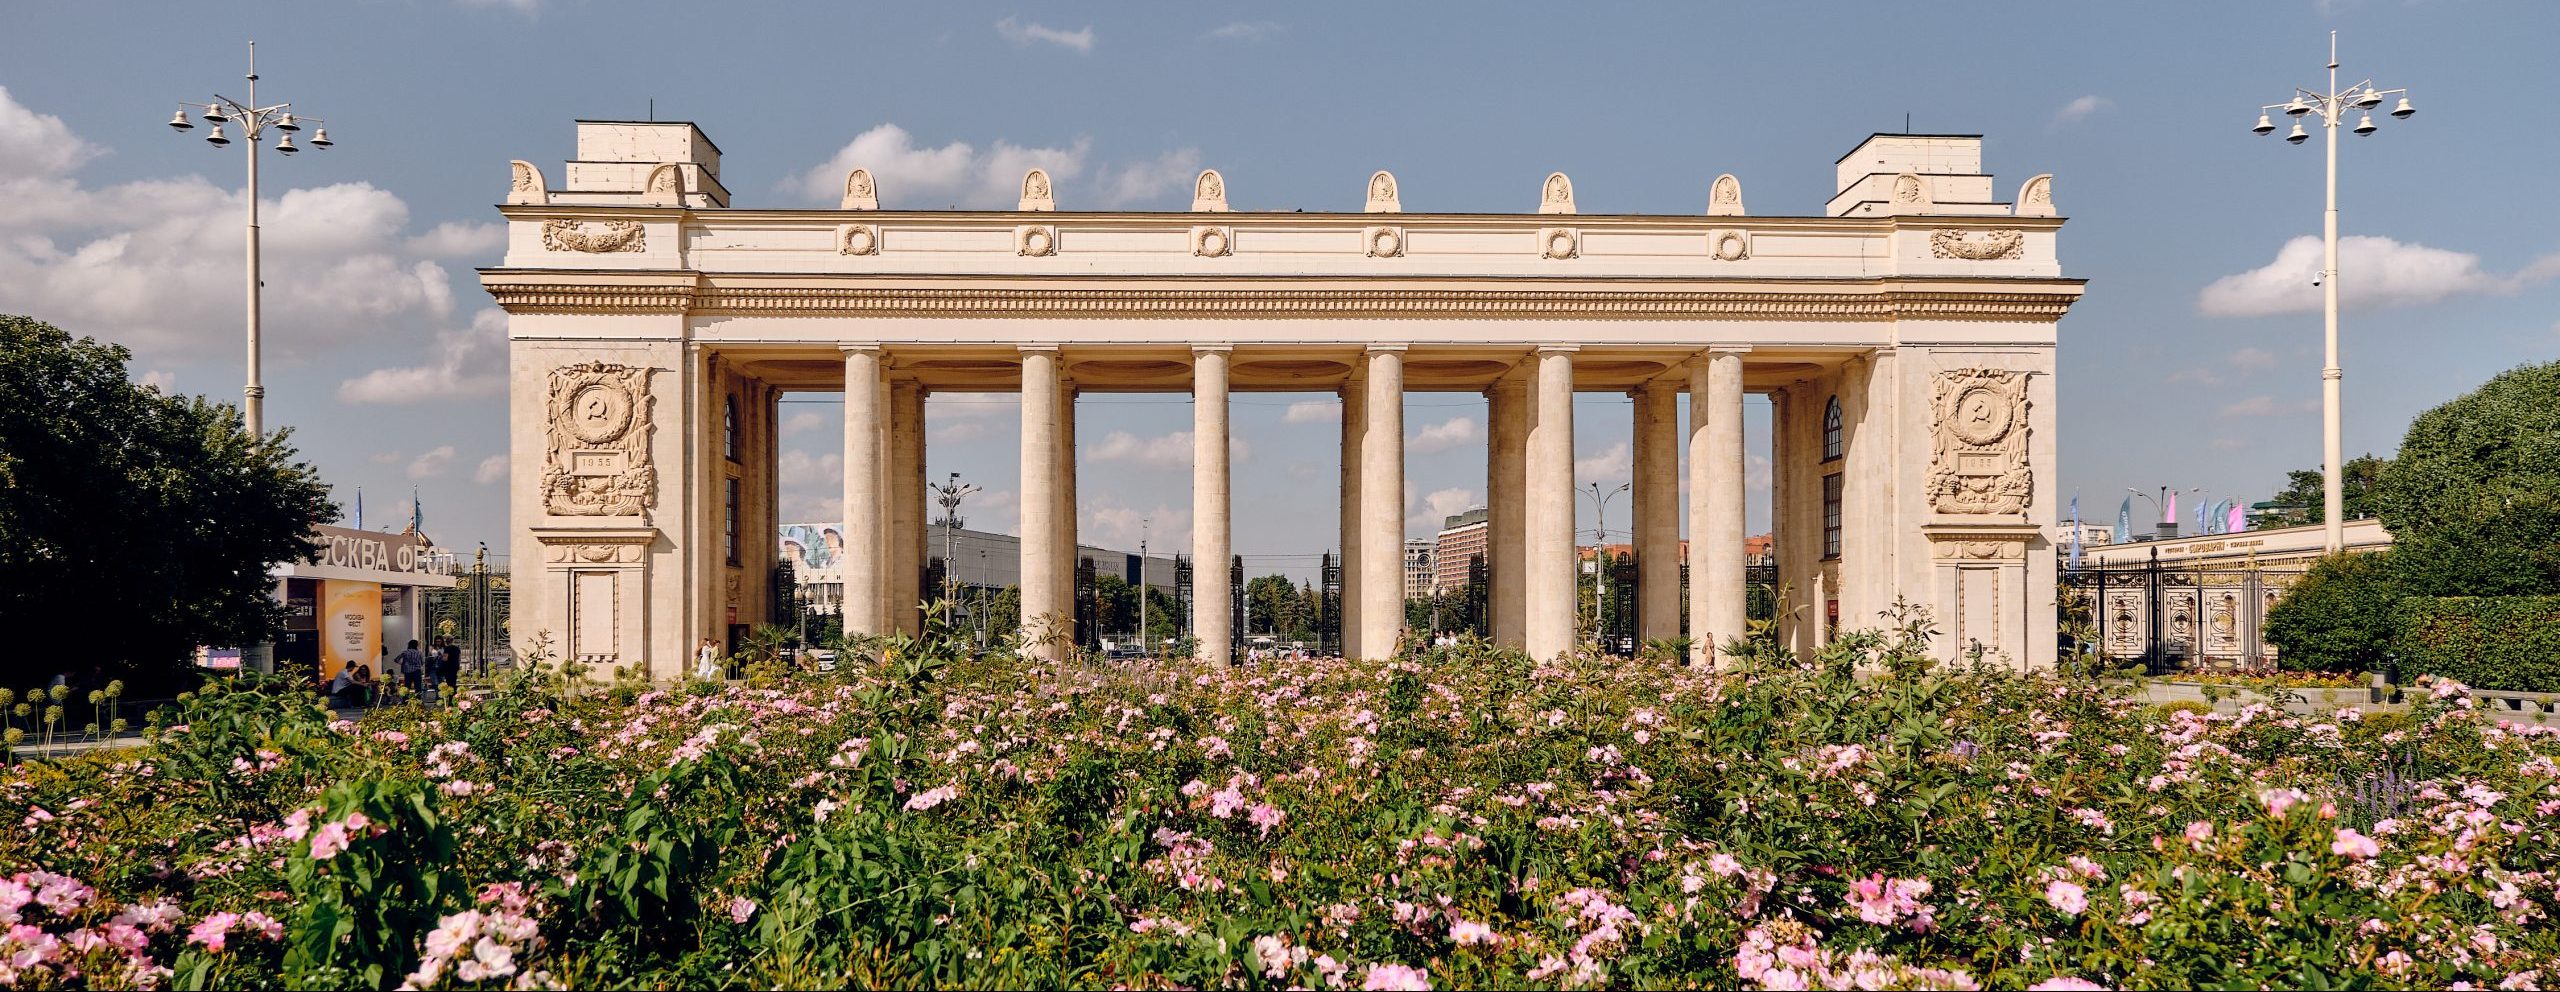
[349,664,378,706]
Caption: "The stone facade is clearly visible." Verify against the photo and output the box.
[487,125,2081,676]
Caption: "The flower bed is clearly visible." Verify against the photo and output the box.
[2,621,2556,989]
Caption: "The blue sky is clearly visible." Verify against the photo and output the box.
[3,2,2554,578]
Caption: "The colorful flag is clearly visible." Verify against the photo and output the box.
[2164,489,2178,525]
[2196,498,2209,536]
[2228,502,2247,534]
[410,489,425,536]
[2117,496,2132,543]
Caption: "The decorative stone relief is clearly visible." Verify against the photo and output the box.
[545,542,645,564]
[644,163,684,206]
[1932,539,2025,561]
[725,573,741,609]
[1892,172,1928,206]
[2015,174,2055,217]
[1191,225,1232,258]
[1708,173,1745,216]
[1191,169,1228,212]
[1365,171,1400,213]
[507,160,548,205]
[841,168,878,210]
[541,219,645,254]
[542,362,657,517]
[1539,172,1575,214]
[1930,228,2026,260]
[1363,226,1404,258]
[1927,368,2032,515]
[838,224,879,256]
[1539,227,1578,260]
[1019,169,1054,211]
[1016,224,1057,257]
[1707,229,1750,262]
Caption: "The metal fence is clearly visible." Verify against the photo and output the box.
[420,553,512,675]
[2067,555,2312,675]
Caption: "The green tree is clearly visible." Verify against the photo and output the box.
[2262,552,2401,674]
[2369,359,2560,596]
[2265,454,2389,525]
[0,315,336,688]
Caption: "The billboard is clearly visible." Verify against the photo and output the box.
[321,580,381,680]
[779,523,845,571]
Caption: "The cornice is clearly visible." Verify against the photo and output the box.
[479,277,2080,322]
[494,203,2067,234]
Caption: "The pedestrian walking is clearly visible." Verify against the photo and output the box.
[395,639,427,696]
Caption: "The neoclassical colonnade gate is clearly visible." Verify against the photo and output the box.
[489,122,2081,676]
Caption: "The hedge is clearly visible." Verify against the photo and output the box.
[2390,595,2560,693]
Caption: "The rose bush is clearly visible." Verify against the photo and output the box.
[2,611,2555,990]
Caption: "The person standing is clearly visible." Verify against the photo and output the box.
[694,637,722,681]
[436,637,462,692]
[395,639,427,697]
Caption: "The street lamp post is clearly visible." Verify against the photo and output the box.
[1137,517,1150,655]
[1580,481,1630,650]
[2249,30,2413,554]
[163,42,336,439]
[929,472,980,627]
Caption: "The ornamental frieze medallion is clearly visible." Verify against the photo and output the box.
[1928,367,2031,515]
[542,362,657,517]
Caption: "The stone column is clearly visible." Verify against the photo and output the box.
[1057,378,1080,649]
[1339,371,1365,659]
[1359,347,1406,658]
[889,378,925,634]
[840,346,886,636]
[1486,369,1528,647]
[1018,347,1063,656]
[1524,347,1577,659]
[1688,348,1749,664]
[1192,347,1233,666]
[1632,381,1681,643]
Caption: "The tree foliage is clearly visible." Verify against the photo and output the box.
[0,315,335,687]
[2262,552,2401,674]
[2265,455,2388,525]
[2390,595,2560,693]
[2370,359,2560,596]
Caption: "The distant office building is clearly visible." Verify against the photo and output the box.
[1403,539,1437,599]
[1433,507,1490,594]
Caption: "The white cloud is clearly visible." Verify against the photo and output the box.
[2050,95,2113,128]
[1410,487,1478,533]
[2167,368,2223,387]
[1746,452,1771,495]
[0,85,97,176]
[370,451,404,465]
[2199,235,2559,317]
[405,221,505,259]
[338,309,506,404]
[1085,503,1188,551]
[473,453,508,485]
[1408,415,1481,455]
[1575,441,1631,482]
[996,16,1095,53]
[1206,21,1283,42]
[1088,429,1248,468]
[781,410,824,435]
[787,123,1094,209]
[931,421,990,444]
[1097,148,1204,208]
[407,445,457,480]
[1283,398,1340,424]
[0,88,460,366]
[135,369,174,391]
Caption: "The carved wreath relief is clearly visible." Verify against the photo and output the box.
[1929,229,2026,260]
[541,219,645,253]
[1928,368,2031,515]
[542,362,657,517]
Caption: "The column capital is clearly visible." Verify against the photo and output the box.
[1017,344,1061,356]
[1691,345,1754,364]
[1362,343,1410,355]
[1191,344,1234,357]
[1534,344,1581,356]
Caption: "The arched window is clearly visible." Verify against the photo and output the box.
[723,395,741,462]
[1822,396,1843,461]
